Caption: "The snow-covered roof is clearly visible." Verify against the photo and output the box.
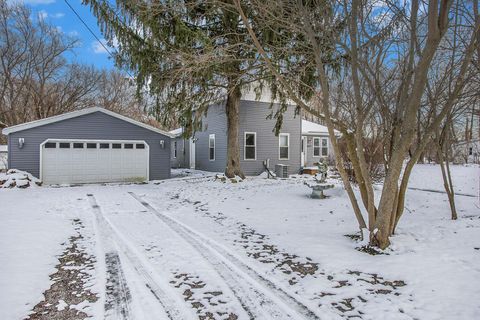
[1,107,174,138]
[169,127,183,138]
[241,86,296,105]
[302,120,340,136]
[0,145,7,152]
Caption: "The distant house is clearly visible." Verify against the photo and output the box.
[453,139,480,164]
[0,145,7,171]
[171,99,337,175]
[1,107,172,184]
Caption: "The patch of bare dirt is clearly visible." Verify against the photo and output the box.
[235,223,319,279]
[170,272,237,320]
[25,219,98,320]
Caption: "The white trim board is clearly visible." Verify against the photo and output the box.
[2,107,174,138]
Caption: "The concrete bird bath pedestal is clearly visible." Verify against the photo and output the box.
[305,181,335,199]
[304,158,334,199]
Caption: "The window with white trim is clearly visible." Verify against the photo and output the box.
[209,134,215,161]
[173,141,177,158]
[313,137,328,157]
[321,138,328,156]
[244,132,256,160]
[279,133,289,160]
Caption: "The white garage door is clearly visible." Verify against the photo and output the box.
[41,140,149,184]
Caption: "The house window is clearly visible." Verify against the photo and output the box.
[313,138,320,156]
[469,147,473,156]
[100,143,110,149]
[244,132,256,160]
[279,133,289,160]
[321,138,328,156]
[112,143,122,149]
[173,141,177,158]
[209,134,215,161]
[124,143,134,149]
[87,143,97,149]
[136,143,145,149]
[313,137,328,157]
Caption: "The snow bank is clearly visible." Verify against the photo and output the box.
[257,170,276,179]
[0,169,42,189]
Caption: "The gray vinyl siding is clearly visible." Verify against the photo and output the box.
[195,103,228,173]
[195,100,301,175]
[303,135,334,167]
[239,101,301,175]
[7,111,170,180]
[171,137,190,168]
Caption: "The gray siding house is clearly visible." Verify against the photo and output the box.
[2,107,172,184]
[171,102,337,176]
[174,100,303,176]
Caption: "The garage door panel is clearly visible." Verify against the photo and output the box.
[42,140,149,184]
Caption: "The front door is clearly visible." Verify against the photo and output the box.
[189,137,196,169]
[301,136,307,167]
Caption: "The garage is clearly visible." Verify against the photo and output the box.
[41,140,149,184]
[2,107,172,184]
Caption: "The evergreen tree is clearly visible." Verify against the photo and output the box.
[83,0,279,178]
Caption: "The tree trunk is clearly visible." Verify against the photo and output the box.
[225,85,245,179]
[370,150,405,249]
[441,154,458,220]
[437,131,458,220]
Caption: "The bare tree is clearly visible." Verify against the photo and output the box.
[0,2,99,132]
[0,2,156,144]
[235,0,479,248]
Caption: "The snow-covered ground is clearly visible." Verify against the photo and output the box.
[0,165,479,320]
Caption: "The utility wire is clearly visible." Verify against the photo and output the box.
[63,0,133,78]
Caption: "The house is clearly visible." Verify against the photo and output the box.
[453,138,480,164]
[301,120,337,167]
[1,107,172,184]
[193,100,301,175]
[170,128,193,169]
[0,145,7,171]
[170,99,337,176]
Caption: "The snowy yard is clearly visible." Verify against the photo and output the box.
[0,165,479,320]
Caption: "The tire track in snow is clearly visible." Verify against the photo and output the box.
[104,252,131,320]
[87,194,186,320]
[153,174,216,185]
[129,192,321,320]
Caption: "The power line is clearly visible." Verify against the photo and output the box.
[63,0,133,77]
